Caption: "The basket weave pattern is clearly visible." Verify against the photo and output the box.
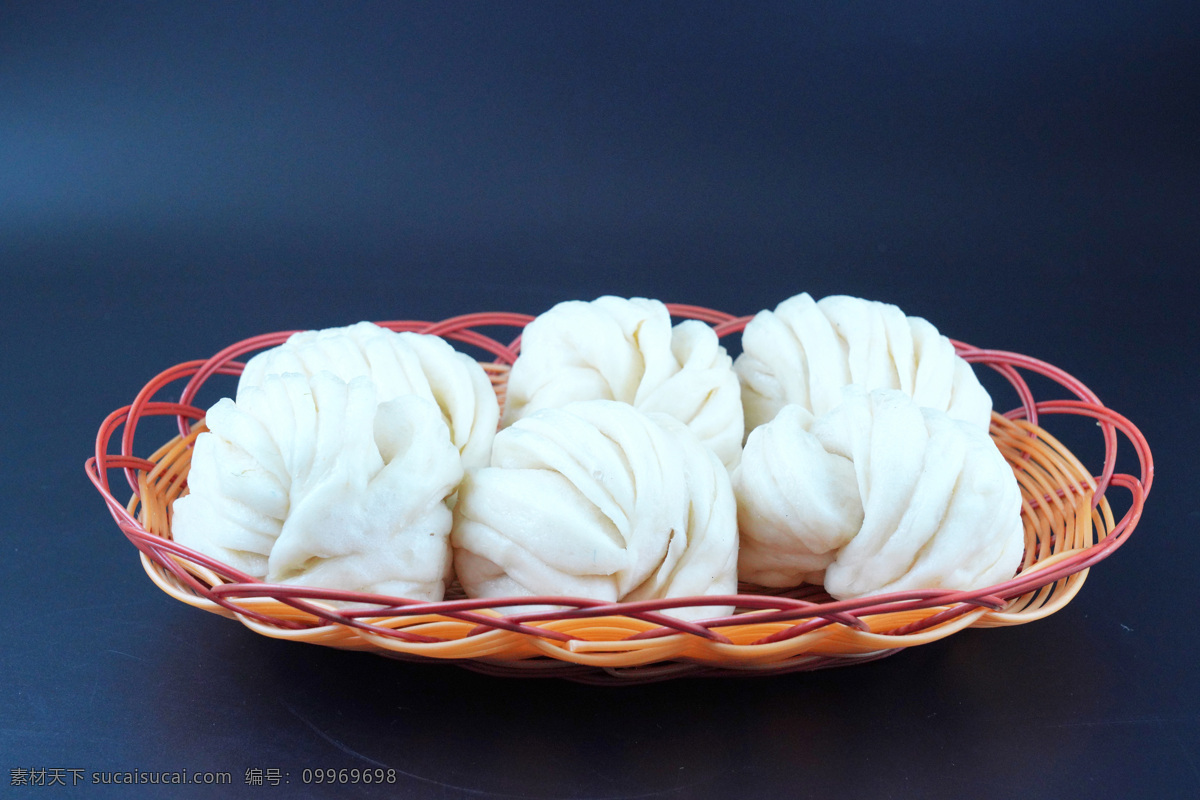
[86,307,1153,683]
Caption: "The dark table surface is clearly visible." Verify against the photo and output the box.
[3,3,1197,798]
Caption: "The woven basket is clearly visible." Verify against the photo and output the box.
[86,306,1153,684]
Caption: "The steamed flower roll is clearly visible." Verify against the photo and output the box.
[453,399,740,620]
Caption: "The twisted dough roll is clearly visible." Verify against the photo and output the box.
[239,321,499,470]
[502,297,744,469]
[453,399,739,620]
[734,387,1025,599]
[735,293,993,435]
[172,372,464,600]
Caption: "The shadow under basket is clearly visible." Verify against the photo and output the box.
[86,306,1153,684]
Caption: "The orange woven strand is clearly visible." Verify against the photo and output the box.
[83,306,1154,682]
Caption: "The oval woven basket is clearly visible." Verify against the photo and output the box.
[86,306,1153,684]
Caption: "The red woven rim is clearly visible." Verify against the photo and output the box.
[85,306,1154,668]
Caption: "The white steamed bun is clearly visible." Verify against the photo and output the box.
[502,296,744,469]
[733,386,1025,599]
[238,321,499,470]
[735,293,993,435]
[453,399,739,620]
[172,371,464,601]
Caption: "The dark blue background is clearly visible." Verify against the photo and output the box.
[3,2,1197,798]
